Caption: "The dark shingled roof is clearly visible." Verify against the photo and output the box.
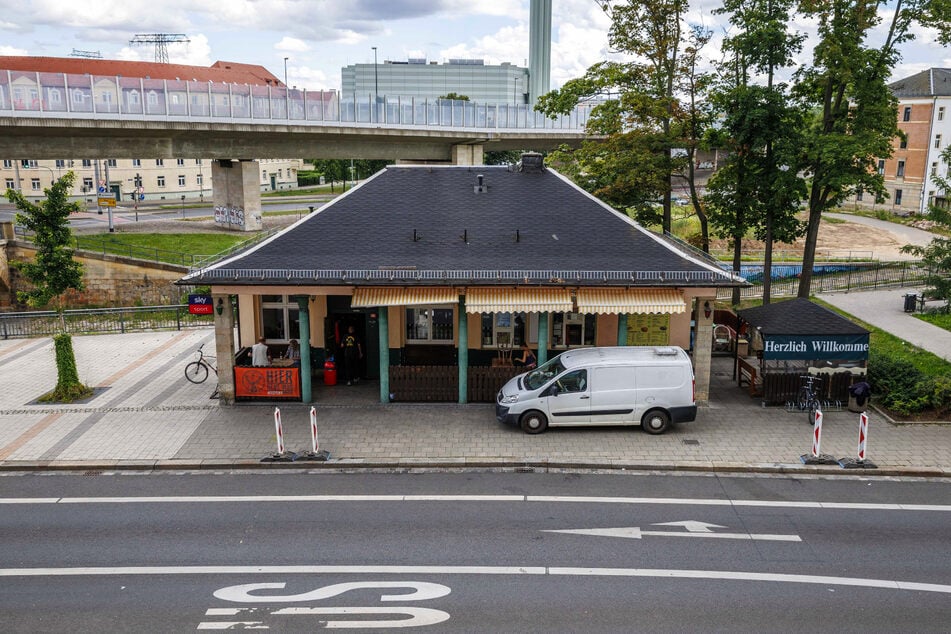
[889,68,951,97]
[184,164,742,288]
[737,299,869,336]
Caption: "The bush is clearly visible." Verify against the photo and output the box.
[867,348,951,416]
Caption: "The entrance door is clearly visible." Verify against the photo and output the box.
[327,311,379,380]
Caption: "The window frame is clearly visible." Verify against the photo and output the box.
[260,295,301,343]
[405,306,455,344]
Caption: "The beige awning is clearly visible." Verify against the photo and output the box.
[576,288,686,314]
[465,287,573,313]
[350,287,458,308]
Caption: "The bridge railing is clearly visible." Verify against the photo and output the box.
[0,69,591,131]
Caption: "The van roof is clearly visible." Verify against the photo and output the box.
[558,346,689,369]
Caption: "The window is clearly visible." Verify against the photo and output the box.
[196,158,203,165]
[551,312,596,347]
[31,178,40,191]
[899,138,907,149]
[896,160,905,177]
[556,369,588,393]
[178,174,186,187]
[261,295,300,342]
[939,107,945,121]
[156,159,164,166]
[100,92,112,106]
[406,307,454,343]
[196,174,203,185]
[262,170,267,180]
[21,160,37,168]
[4,179,13,189]
[933,162,939,176]
[48,88,61,104]
[902,106,911,121]
[82,159,92,167]
[480,312,527,347]
[3,160,12,168]
[127,90,140,106]
[105,159,117,167]
[132,159,141,167]
[55,159,66,168]
[877,159,886,175]
[157,176,166,187]
[82,177,93,190]
[177,158,185,166]
[936,134,942,149]
[895,189,903,205]
[278,169,283,179]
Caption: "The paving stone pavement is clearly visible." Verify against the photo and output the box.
[0,327,948,475]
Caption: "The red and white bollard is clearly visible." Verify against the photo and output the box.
[857,412,869,461]
[300,405,331,461]
[811,409,823,458]
[274,407,285,455]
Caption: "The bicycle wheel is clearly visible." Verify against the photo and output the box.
[796,387,810,411]
[807,398,820,425]
[185,361,209,384]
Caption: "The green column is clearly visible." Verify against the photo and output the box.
[294,296,312,403]
[537,311,549,365]
[378,307,390,404]
[458,297,468,403]
[617,314,628,346]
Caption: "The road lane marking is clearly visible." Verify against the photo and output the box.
[1,494,949,512]
[0,565,948,594]
[543,527,802,542]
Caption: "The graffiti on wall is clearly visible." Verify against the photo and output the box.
[214,205,245,228]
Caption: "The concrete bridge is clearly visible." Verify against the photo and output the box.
[0,70,591,162]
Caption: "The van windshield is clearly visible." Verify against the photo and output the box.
[523,356,567,390]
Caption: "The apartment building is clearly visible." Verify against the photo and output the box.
[856,68,951,215]
[0,56,301,203]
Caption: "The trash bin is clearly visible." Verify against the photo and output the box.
[903,293,919,313]
[323,359,337,386]
[848,381,871,413]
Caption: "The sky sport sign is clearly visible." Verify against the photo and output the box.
[188,294,214,315]
[762,335,869,360]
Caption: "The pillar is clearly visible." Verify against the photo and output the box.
[693,298,715,402]
[451,144,484,166]
[457,296,468,403]
[212,293,236,404]
[294,296,312,403]
[211,159,263,231]
[378,307,390,403]
[617,314,628,346]
[537,311,549,365]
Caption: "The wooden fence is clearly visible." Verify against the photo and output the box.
[761,371,858,405]
[389,365,522,402]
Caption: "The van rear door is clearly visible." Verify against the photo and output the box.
[589,366,637,424]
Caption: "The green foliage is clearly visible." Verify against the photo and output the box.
[901,146,951,309]
[5,171,85,308]
[867,349,951,417]
[38,333,92,403]
[308,159,388,192]
[440,93,470,101]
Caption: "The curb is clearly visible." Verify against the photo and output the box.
[1,458,947,478]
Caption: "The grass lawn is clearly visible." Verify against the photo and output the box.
[74,233,248,265]
[915,311,951,333]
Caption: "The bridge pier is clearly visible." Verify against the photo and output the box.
[451,144,484,165]
[211,160,263,231]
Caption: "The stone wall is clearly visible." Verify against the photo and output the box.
[2,241,190,309]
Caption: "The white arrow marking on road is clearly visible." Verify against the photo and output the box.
[652,521,724,533]
[543,526,801,542]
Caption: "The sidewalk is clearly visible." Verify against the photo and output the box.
[1,328,948,476]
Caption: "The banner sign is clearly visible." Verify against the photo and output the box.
[762,334,870,360]
[188,294,214,315]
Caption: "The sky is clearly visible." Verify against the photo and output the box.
[0,0,947,94]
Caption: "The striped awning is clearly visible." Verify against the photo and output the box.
[576,288,686,314]
[350,287,458,308]
[464,287,573,313]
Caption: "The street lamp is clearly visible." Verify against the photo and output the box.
[371,46,379,123]
[514,76,520,105]
[181,194,186,219]
[283,57,289,87]
[34,165,55,185]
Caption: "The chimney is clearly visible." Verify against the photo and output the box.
[517,152,545,173]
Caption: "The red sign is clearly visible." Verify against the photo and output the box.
[234,366,302,400]
[189,304,214,315]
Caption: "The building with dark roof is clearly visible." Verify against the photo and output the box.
[182,155,744,405]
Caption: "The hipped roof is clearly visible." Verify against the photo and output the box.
[737,299,869,336]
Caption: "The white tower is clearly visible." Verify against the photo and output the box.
[528,0,552,106]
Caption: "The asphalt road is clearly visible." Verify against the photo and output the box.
[2,471,950,632]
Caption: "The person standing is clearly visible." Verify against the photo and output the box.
[340,325,363,385]
[251,336,271,367]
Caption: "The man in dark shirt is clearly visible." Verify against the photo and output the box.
[340,325,363,385]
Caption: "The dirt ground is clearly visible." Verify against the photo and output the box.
[98,212,916,261]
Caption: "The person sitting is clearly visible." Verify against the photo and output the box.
[513,343,537,368]
[284,339,301,364]
[251,336,271,367]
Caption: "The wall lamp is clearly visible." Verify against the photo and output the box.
[703,301,712,319]
[216,298,224,316]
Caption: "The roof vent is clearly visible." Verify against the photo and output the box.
[518,152,545,173]
[474,174,487,193]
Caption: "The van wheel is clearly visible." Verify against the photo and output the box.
[642,410,671,435]
[520,410,548,434]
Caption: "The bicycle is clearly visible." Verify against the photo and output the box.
[184,343,217,384]
[797,375,822,424]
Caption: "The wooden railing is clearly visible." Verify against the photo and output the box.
[389,365,522,402]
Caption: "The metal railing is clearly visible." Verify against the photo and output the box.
[0,305,212,340]
[0,69,591,132]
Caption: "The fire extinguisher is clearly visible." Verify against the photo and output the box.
[323,359,337,386]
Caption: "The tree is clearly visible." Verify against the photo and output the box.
[5,171,91,402]
[536,0,702,234]
[901,146,951,309]
[706,0,806,304]
[794,0,951,298]
[440,93,470,101]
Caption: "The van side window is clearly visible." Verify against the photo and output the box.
[556,369,588,393]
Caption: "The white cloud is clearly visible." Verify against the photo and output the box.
[0,45,29,56]
[275,37,311,53]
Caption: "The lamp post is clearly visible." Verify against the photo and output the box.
[181,194,186,219]
[35,165,55,185]
[371,46,379,123]
[283,57,289,87]
[514,76,519,105]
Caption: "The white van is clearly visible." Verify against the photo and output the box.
[496,346,697,434]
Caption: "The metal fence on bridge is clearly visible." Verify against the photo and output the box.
[0,69,591,131]
[0,305,212,340]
